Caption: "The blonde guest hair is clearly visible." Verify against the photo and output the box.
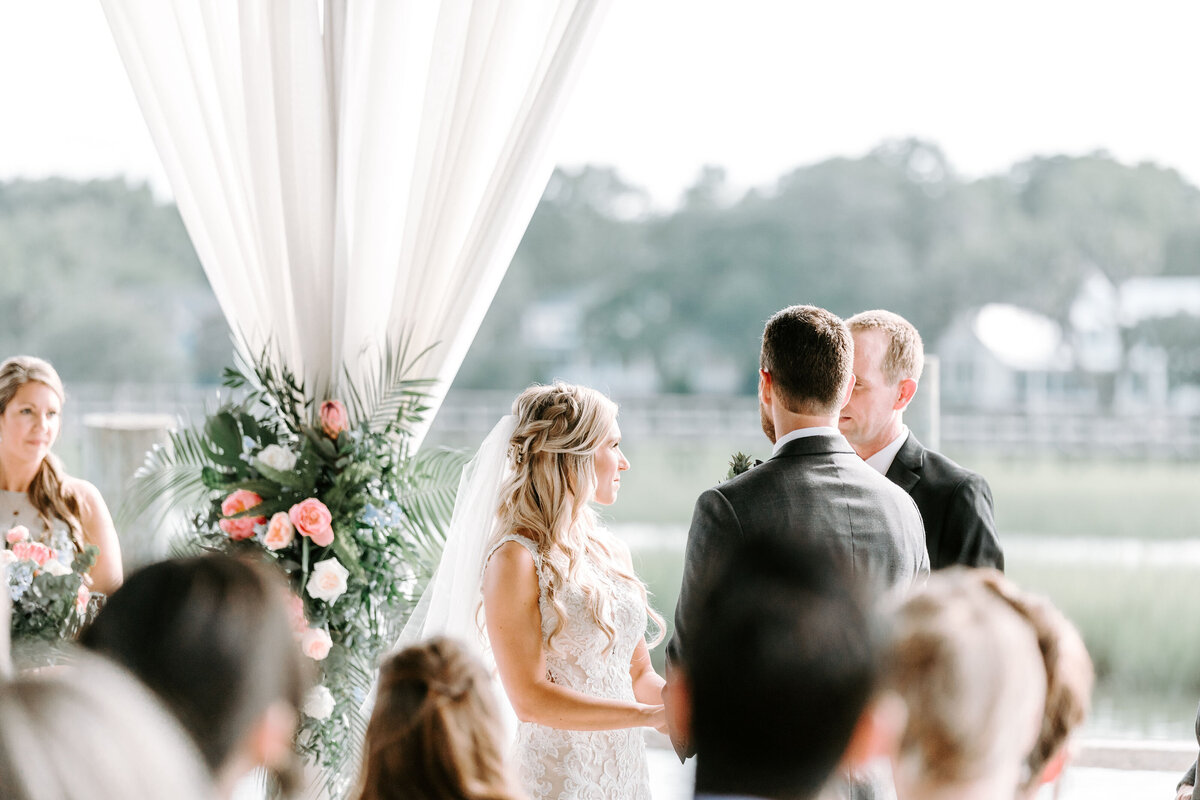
[887,568,1047,788]
[846,310,925,385]
[0,655,213,800]
[489,383,663,654]
[356,637,523,800]
[974,570,1094,794]
[0,356,85,552]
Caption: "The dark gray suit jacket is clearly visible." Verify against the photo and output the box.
[884,434,1003,571]
[666,431,929,673]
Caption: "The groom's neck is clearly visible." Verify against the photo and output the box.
[772,411,839,441]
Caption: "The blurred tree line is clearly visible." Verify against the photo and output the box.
[459,139,1200,393]
[3,139,1198,392]
[0,178,230,385]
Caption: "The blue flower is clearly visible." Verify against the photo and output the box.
[8,562,33,602]
[384,501,404,527]
[360,503,382,526]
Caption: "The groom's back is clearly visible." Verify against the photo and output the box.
[719,433,928,590]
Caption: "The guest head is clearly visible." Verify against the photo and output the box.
[79,553,309,797]
[974,570,1094,797]
[0,655,213,800]
[0,356,86,550]
[841,310,923,460]
[356,636,522,800]
[886,568,1047,800]
[496,382,660,654]
[758,305,854,442]
[671,536,897,800]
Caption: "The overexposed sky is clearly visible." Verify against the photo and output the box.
[2,1,1198,208]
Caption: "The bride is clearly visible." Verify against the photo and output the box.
[409,382,666,800]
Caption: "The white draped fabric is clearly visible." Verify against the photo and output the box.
[99,0,609,442]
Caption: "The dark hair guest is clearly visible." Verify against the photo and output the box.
[79,554,310,798]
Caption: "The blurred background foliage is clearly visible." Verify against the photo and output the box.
[6,138,1198,394]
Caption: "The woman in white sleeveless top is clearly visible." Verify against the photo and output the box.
[411,382,666,800]
[0,356,122,595]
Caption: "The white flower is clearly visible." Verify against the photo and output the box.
[306,558,349,603]
[255,444,298,473]
[41,559,70,577]
[0,550,16,568]
[302,685,335,720]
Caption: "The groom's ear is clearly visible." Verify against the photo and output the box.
[839,374,856,411]
[759,369,773,406]
[894,378,918,412]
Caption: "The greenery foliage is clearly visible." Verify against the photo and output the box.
[127,345,466,795]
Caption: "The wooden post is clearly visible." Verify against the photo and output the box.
[907,355,940,451]
[82,413,178,573]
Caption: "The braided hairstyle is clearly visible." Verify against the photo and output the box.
[0,356,85,552]
[489,383,663,655]
[355,637,522,800]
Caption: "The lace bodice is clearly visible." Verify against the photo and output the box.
[486,532,651,800]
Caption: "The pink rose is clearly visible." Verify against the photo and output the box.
[301,627,333,661]
[289,498,334,547]
[263,512,295,551]
[76,583,90,613]
[286,593,308,634]
[6,525,29,544]
[319,400,349,440]
[12,541,53,566]
[219,490,266,541]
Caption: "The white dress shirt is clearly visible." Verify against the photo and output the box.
[772,425,839,457]
[864,425,909,475]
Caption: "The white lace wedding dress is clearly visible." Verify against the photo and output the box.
[486,533,652,800]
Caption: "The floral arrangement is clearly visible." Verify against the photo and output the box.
[127,347,465,795]
[3,524,100,665]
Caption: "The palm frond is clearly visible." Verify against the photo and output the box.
[343,336,438,435]
[116,426,213,531]
[394,447,469,570]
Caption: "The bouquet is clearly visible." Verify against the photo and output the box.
[3,524,101,667]
[126,346,465,795]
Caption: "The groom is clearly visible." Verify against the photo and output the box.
[665,304,928,759]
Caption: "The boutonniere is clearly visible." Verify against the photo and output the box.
[725,451,759,480]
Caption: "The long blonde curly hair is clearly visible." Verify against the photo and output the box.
[489,383,664,654]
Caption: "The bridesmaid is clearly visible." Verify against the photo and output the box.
[0,356,122,595]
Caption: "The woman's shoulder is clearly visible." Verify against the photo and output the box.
[488,530,540,560]
[61,477,103,507]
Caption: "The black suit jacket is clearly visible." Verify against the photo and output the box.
[884,433,1003,571]
[667,432,928,673]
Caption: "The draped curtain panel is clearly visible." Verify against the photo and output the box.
[99,0,609,444]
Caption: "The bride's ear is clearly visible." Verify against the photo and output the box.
[840,690,906,770]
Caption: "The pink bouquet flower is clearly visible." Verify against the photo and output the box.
[319,400,349,440]
[219,490,266,541]
[289,498,334,547]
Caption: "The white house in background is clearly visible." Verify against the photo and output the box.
[937,303,1082,413]
[936,271,1198,414]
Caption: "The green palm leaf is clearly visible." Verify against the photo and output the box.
[116,425,213,531]
[343,337,437,435]
[395,446,469,570]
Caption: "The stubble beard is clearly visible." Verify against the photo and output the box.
[760,400,776,444]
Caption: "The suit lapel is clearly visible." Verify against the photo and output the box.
[885,433,924,492]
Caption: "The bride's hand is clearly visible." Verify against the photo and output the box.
[639,702,667,730]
